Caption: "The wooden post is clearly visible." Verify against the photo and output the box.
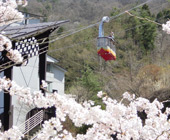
[4,67,12,130]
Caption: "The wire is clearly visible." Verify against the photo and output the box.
[0,0,161,123]
[49,23,99,43]
[3,0,166,54]
[0,9,167,72]
[48,0,169,53]
[125,11,162,26]
[0,17,41,40]
[0,45,48,72]
[0,1,42,26]
[0,0,156,59]
[4,21,66,37]
[0,50,45,72]
[110,0,153,20]
[0,17,36,31]
[0,0,153,52]
[7,21,93,45]
[0,0,161,106]
[49,0,153,43]
[48,21,153,53]
[0,15,161,72]
[41,0,157,45]
[18,10,45,18]
[0,0,160,71]
[1,0,153,44]
[48,39,96,52]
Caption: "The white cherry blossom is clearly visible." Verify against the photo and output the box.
[41,80,48,88]
[6,49,23,63]
[162,20,170,34]
[0,78,170,140]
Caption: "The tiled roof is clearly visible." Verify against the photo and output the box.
[0,20,69,39]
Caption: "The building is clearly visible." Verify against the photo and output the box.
[9,55,66,133]
[46,55,66,94]
[0,20,68,131]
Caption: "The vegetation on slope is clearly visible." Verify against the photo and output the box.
[23,0,170,135]
[47,4,170,101]
[23,0,170,102]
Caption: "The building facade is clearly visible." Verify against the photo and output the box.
[46,55,66,94]
[9,55,66,128]
[0,20,68,130]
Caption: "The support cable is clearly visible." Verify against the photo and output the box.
[1,0,153,43]
[125,11,162,26]
[1,0,168,72]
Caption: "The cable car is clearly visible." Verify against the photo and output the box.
[97,16,116,61]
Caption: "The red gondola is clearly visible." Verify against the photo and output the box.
[97,17,116,61]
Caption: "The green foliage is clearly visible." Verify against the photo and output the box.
[139,23,156,51]
[65,65,106,108]
[140,4,151,17]
[156,9,170,23]
[49,26,99,88]
[45,3,52,11]
[125,4,157,53]
[110,8,120,17]
[57,27,64,34]
[63,116,92,136]
[76,66,107,108]
[79,66,101,94]
[48,2,166,102]
[76,124,92,134]
[124,14,140,41]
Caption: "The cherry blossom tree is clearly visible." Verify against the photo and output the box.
[1,1,170,139]
[0,0,24,26]
[162,20,170,34]
[0,0,27,63]
[0,77,170,140]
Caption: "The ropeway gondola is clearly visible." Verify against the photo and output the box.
[97,16,116,61]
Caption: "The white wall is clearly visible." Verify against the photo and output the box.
[11,56,39,126]
[46,56,65,95]
[13,57,39,91]
[10,55,66,127]
[46,65,65,94]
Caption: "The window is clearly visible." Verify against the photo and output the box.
[47,82,52,92]
[53,90,58,93]
[47,63,51,72]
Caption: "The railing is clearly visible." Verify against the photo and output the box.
[97,37,116,52]
[18,110,44,135]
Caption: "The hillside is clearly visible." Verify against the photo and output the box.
[25,0,170,102]
[25,0,170,26]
